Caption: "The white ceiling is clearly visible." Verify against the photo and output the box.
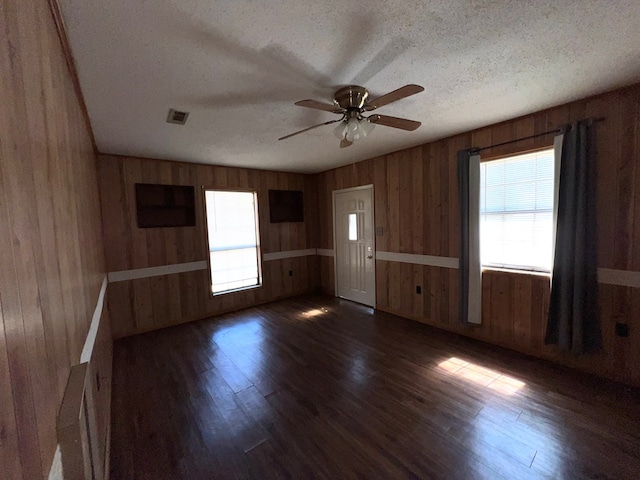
[60,0,640,173]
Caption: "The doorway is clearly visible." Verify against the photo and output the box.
[333,185,375,307]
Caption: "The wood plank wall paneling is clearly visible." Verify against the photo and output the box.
[98,155,320,338]
[0,0,108,478]
[314,84,640,386]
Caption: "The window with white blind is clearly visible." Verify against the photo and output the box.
[204,190,261,294]
[480,148,554,272]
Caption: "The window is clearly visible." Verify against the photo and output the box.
[480,148,554,272]
[348,213,358,240]
[204,190,261,294]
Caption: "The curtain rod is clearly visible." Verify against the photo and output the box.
[473,117,605,153]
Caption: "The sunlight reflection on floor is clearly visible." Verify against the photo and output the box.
[438,357,526,395]
[211,318,265,344]
[300,308,329,318]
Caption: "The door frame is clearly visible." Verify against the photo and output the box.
[332,184,376,307]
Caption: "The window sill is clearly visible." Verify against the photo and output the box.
[211,283,262,297]
[482,267,550,279]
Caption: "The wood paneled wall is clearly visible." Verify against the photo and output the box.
[315,84,640,386]
[98,155,319,338]
[0,1,108,478]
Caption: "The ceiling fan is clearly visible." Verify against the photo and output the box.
[278,84,425,148]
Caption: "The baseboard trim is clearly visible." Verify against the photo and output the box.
[81,276,108,363]
[376,251,459,269]
[108,261,208,282]
[108,250,319,282]
[373,252,640,288]
[598,268,640,288]
[107,256,640,289]
[263,249,316,261]
[47,445,63,480]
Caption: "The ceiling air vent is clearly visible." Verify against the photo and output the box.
[166,108,189,125]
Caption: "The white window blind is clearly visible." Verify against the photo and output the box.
[480,148,554,272]
[205,190,260,294]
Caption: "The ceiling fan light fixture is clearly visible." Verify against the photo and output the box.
[333,121,348,140]
[359,117,375,138]
[345,117,361,142]
[334,116,375,144]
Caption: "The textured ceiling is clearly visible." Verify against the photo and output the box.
[60,0,640,173]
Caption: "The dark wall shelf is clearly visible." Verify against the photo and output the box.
[269,189,304,223]
[135,183,196,228]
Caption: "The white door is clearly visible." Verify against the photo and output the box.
[333,185,375,307]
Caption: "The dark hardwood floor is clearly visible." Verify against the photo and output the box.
[110,294,640,479]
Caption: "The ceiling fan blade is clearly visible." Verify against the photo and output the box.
[340,138,353,148]
[364,84,424,110]
[278,118,343,141]
[369,114,421,131]
[295,99,344,114]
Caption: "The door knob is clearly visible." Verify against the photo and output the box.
[367,255,373,259]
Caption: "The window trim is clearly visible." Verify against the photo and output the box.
[482,266,551,279]
[479,145,555,275]
[202,187,263,297]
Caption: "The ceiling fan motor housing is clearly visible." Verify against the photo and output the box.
[333,85,369,111]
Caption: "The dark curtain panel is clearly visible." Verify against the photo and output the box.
[458,149,471,324]
[457,149,481,324]
[545,121,602,353]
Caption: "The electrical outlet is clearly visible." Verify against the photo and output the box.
[416,285,422,294]
[615,322,629,337]
[289,270,293,277]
